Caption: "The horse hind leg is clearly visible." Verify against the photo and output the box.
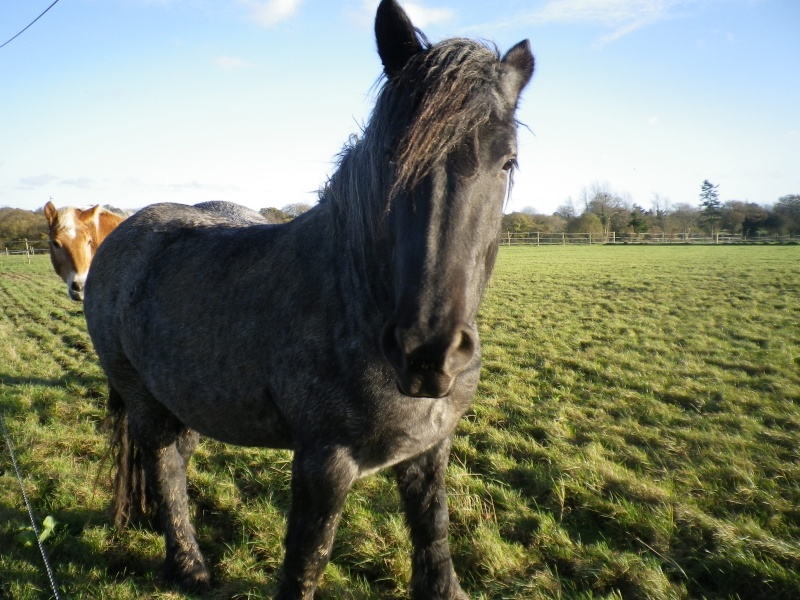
[108,383,209,592]
[150,429,208,591]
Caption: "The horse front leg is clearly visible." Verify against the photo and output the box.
[394,438,467,600]
[277,446,358,600]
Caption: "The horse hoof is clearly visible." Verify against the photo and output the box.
[412,582,470,600]
[166,562,212,593]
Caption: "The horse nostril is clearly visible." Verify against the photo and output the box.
[71,281,84,291]
[382,322,477,370]
[445,326,476,374]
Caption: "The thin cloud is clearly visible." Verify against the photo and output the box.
[60,177,96,189]
[512,0,696,44]
[18,174,59,188]
[214,55,252,70]
[401,1,454,27]
[167,180,242,193]
[527,0,670,26]
[240,0,305,27]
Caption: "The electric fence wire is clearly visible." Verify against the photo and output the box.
[0,0,62,50]
[0,410,63,600]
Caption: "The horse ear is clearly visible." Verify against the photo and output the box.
[375,0,423,77]
[44,201,58,225]
[501,40,535,102]
[82,205,102,223]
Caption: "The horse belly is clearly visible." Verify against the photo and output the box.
[146,377,294,449]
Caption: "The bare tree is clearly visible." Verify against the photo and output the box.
[259,207,291,224]
[281,202,314,219]
[555,198,577,220]
[650,193,671,232]
[668,203,699,237]
[775,194,800,234]
[584,182,625,238]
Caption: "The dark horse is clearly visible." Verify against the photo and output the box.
[84,1,533,597]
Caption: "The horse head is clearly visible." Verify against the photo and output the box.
[44,201,123,301]
[374,0,534,398]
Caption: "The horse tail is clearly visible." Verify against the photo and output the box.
[108,385,156,528]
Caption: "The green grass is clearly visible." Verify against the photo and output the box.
[1,247,799,599]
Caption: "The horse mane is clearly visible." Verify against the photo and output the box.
[320,37,504,247]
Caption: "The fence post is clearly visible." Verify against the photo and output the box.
[536,231,540,247]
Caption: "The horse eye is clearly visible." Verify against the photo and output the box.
[51,240,62,249]
[502,158,518,172]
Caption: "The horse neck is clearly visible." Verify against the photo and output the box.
[313,198,395,320]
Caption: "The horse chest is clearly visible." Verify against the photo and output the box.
[355,394,466,478]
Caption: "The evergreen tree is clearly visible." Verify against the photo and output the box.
[628,205,649,234]
[699,180,722,235]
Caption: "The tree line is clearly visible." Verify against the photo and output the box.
[503,182,800,238]
[3,187,798,247]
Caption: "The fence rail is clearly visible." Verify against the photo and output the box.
[499,232,800,246]
[3,239,50,258]
[3,234,797,257]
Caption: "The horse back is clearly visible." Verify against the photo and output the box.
[84,203,346,445]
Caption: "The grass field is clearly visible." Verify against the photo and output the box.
[1,246,799,599]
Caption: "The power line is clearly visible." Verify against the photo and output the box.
[0,411,62,599]
[0,0,62,50]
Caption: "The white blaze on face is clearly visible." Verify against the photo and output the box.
[70,237,93,300]
[60,211,78,240]
[54,209,93,301]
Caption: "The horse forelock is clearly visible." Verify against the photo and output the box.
[321,38,506,246]
[389,38,503,197]
[50,207,80,240]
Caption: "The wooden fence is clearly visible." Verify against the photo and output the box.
[3,239,50,258]
[499,232,799,246]
[2,234,797,258]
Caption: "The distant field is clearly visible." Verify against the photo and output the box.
[1,247,799,599]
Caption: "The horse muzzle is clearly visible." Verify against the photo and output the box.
[68,278,85,302]
[381,320,477,398]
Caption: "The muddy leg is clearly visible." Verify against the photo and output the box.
[276,446,357,600]
[127,408,209,592]
[394,438,467,600]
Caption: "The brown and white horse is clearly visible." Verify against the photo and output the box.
[44,201,126,301]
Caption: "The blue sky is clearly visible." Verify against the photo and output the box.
[1,0,798,215]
